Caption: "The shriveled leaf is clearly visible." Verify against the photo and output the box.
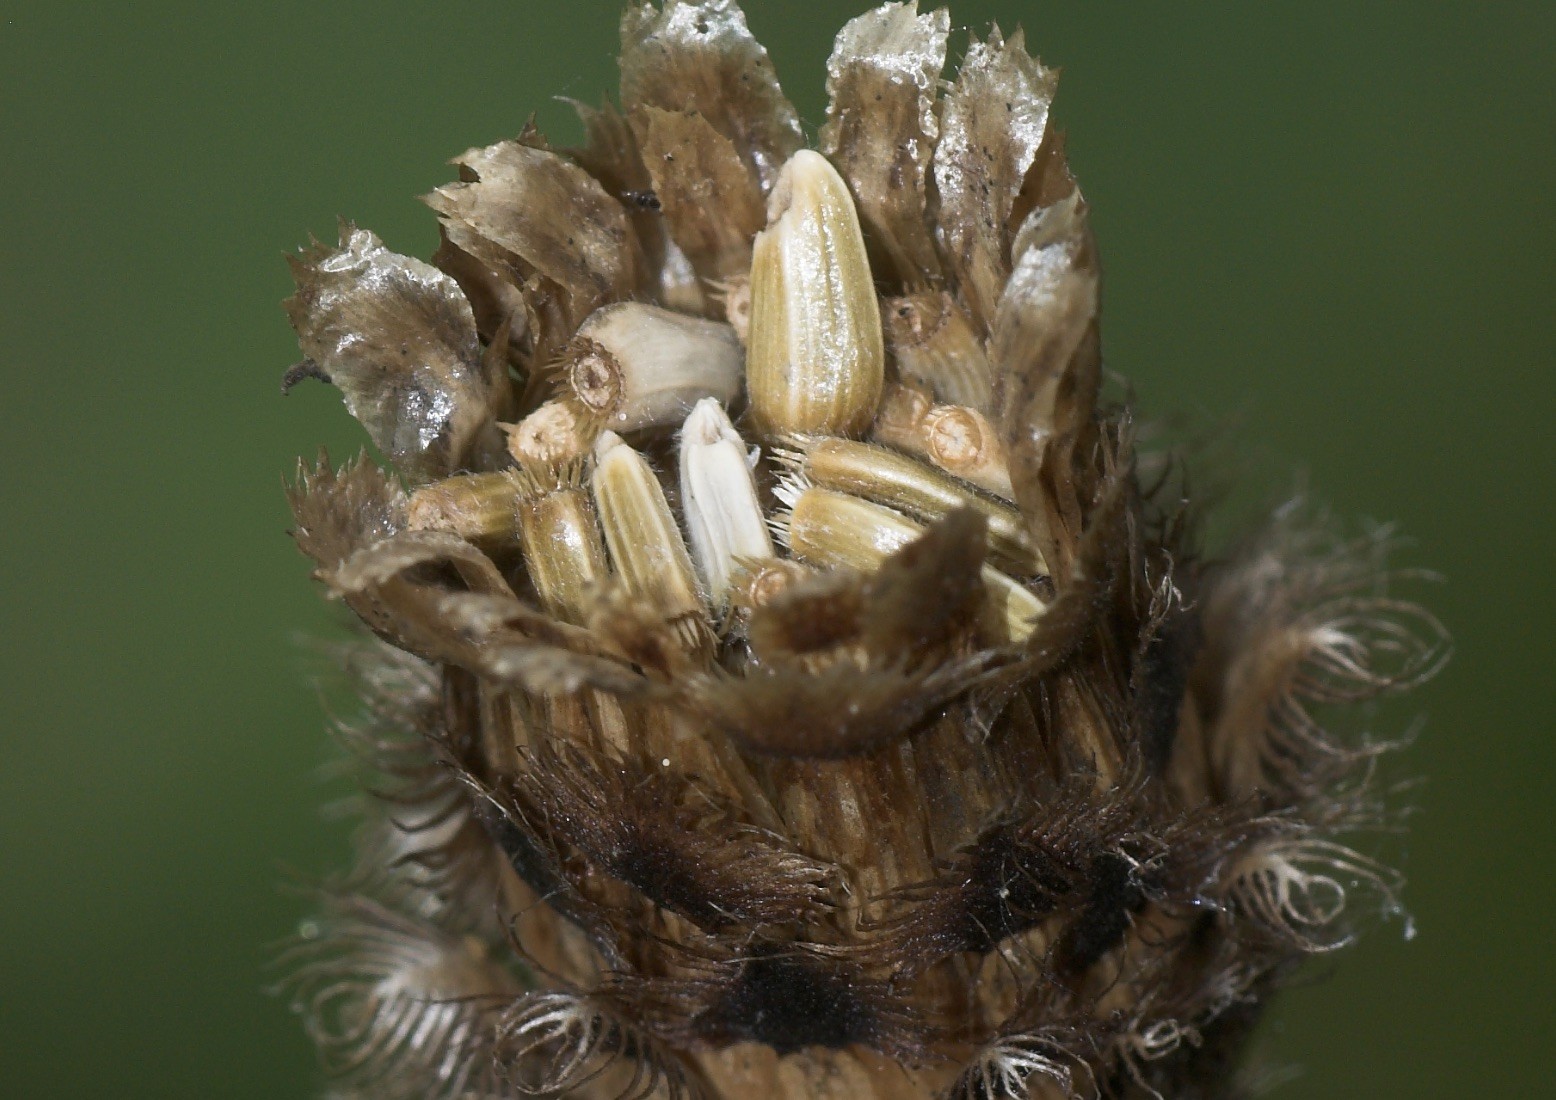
[425,140,634,336]
[473,638,649,697]
[621,0,803,189]
[862,507,989,655]
[284,225,490,482]
[568,97,654,202]
[564,97,681,306]
[328,529,513,600]
[435,590,595,652]
[685,655,987,758]
[429,225,528,351]
[321,533,648,697]
[990,191,1098,444]
[821,2,948,285]
[933,27,1058,329]
[437,591,651,696]
[633,105,766,283]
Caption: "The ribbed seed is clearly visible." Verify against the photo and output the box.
[783,435,1045,576]
[678,398,775,609]
[746,150,884,437]
[874,383,1017,502]
[563,302,743,433]
[882,291,994,410]
[780,486,1044,643]
[512,467,608,626]
[405,471,521,545]
[591,431,711,655]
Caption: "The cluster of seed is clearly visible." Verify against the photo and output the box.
[405,148,1046,667]
[276,4,1447,1099]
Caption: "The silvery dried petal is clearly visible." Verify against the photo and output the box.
[424,139,635,334]
[821,2,948,284]
[634,104,767,284]
[620,0,803,188]
[934,27,1058,329]
[284,226,492,482]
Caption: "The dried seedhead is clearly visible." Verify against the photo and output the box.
[276,3,1444,1097]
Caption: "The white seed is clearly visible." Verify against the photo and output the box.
[746,150,884,437]
[678,398,775,609]
[564,302,742,432]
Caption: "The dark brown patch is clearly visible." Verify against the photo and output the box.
[865,787,1142,975]
[691,949,907,1056]
[511,742,834,932]
[1053,851,1147,976]
[1132,606,1200,776]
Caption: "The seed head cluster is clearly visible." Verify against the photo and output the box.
[277,3,1446,1097]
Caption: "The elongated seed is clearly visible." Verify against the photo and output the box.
[746,150,883,437]
[678,398,775,609]
[781,486,1044,642]
[564,302,742,432]
[785,435,1045,576]
[874,383,1017,502]
[591,431,711,653]
[406,471,521,545]
[513,468,608,626]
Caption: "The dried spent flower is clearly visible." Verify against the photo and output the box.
[278,3,1447,1097]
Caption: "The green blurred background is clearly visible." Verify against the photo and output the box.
[3,1,1551,1095]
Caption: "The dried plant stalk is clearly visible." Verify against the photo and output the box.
[277,4,1446,1098]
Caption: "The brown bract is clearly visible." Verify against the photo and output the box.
[278,4,1446,1099]
[284,225,496,483]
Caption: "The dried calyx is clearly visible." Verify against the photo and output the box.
[279,3,1446,1099]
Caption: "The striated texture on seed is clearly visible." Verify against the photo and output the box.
[277,4,1446,1099]
[746,150,886,438]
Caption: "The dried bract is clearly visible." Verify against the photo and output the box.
[284,226,497,482]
